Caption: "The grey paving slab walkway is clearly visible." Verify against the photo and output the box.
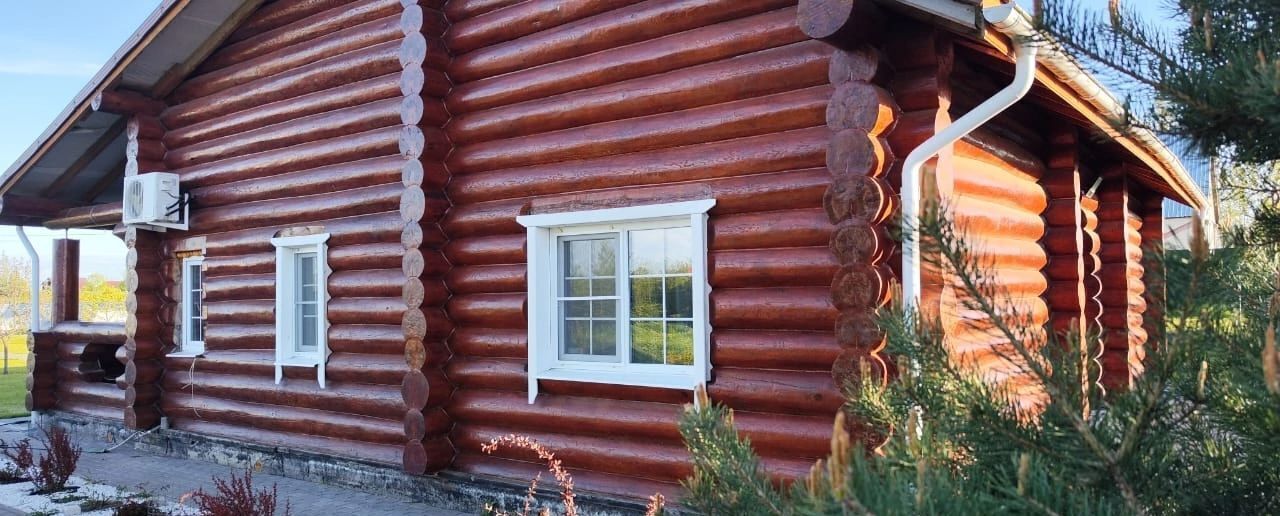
[0,420,469,515]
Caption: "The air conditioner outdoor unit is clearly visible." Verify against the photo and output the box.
[123,172,189,231]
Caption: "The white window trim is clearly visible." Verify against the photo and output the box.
[517,199,714,403]
[173,256,205,357]
[271,233,331,388]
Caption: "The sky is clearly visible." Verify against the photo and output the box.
[0,2,161,280]
[0,1,1184,281]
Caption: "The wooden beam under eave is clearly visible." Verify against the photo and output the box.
[83,158,127,203]
[150,0,267,98]
[41,118,127,198]
[0,194,78,220]
[45,202,123,230]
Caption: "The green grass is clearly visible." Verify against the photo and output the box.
[0,334,24,370]
[0,371,28,419]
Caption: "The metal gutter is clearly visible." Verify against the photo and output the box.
[15,227,41,332]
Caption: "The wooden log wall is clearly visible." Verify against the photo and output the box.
[1096,174,1147,390]
[35,322,128,421]
[150,0,451,468]
[123,110,171,430]
[440,0,853,496]
[1041,127,1103,408]
[26,332,58,412]
[399,1,456,476]
[940,52,1051,409]
[883,24,954,321]
[819,11,896,420]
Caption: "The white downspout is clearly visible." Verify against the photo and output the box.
[900,4,1039,317]
[15,226,40,332]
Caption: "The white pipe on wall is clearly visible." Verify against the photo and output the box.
[900,4,1039,316]
[15,226,40,331]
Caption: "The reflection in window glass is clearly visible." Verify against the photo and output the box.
[185,260,204,346]
[628,227,694,366]
[556,227,695,367]
[295,252,318,353]
[559,236,619,360]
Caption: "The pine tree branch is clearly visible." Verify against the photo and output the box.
[921,209,1149,515]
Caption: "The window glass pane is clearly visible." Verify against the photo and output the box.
[592,321,616,356]
[297,253,317,301]
[298,316,317,352]
[629,229,664,275]
[665,227,692,274]
[565,240,591,277]
[590,278,615,297]
[591,300,616,318]
[630,321,664,364]
[591,239,616,276]
[564,300,589,318]
[190,318,203,342]
[564,278,590,297]
[563,320,590,355]
[630,277,663,318]
[666,321,694,365]
[665,276,693,318]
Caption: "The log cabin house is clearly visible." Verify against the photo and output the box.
[0,0,1205,510]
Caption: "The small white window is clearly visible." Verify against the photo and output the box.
[178,256,205,355]
[518,200,714,403]
[271,233,330,388]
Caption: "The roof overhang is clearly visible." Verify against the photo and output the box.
[880,0,1207,211]
[0,0,261,227]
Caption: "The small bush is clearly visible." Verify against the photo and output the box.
[0,437,33,483]
[186,469,289,516]
[29,426,82,494]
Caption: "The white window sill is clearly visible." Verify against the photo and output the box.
[276,357,321,367]
[167,352,205,358]
[536,367,704,393]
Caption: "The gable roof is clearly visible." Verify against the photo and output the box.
[0,0,260,225]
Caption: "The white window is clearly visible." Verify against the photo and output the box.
[271,233,330,388]
[518,200,714,403]
[177,256,205,355]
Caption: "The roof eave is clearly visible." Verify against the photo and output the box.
[884,0,1208,211]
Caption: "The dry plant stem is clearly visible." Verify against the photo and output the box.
[928,217,1148,515]
[481,434,577,516]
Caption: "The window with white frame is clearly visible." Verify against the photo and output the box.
[518,200,714,403]
[271,233,330,388]
[178,256,205,355]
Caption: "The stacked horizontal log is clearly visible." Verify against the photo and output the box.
[113,99,175,430]
[1096,174,1147,390]
[152,0,449,466]
[26,332,59,412]
[399,0,455,475]
[35,322,128,419]
[440,0,842,497]
[884,24,954,322]
[943,60,1050,408]
[1041,127,1103,410]
[1138,195,1164,337]
[806,2,896,425]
